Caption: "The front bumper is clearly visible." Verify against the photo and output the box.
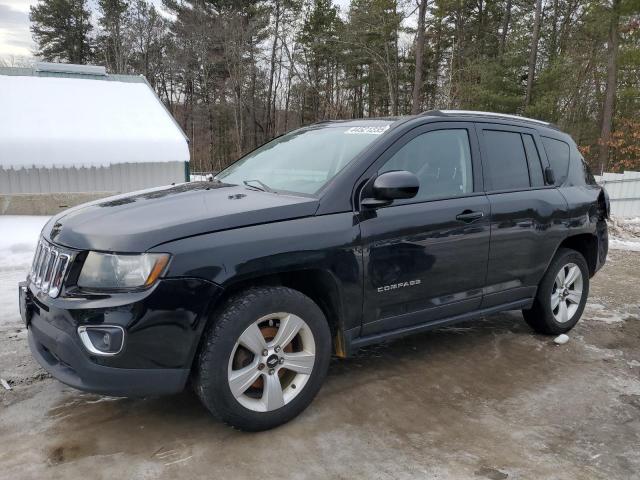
[28,318,189,396]
[21,277,222,397]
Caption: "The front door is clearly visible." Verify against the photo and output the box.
[359,122,490,336]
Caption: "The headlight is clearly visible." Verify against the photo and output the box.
[77,252,170,290]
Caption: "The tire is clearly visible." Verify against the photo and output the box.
[193,286,331,431]
[523,248,590,335]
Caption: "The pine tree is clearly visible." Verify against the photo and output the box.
[30,0,93,63]
[97,0,130,74]
[297,0,343,121]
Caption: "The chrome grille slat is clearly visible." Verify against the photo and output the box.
[35,245,50,287]
[48,254,70,298]
[41,250,58,293]
[30,243,43,279]
[29,238,74,298]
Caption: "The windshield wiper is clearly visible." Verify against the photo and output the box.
[243,179,274,193]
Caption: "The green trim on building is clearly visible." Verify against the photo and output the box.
[184,161,190,182]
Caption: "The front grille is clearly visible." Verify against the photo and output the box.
[29,239,73,298]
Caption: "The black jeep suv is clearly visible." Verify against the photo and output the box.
[20,110,609,430]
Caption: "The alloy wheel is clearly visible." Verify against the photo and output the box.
[551,262,583,323]
[227,312,316,412]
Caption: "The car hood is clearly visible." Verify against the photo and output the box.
[42,182,319,252]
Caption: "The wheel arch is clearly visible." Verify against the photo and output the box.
[553,233,599,277]
[213,269,348,358]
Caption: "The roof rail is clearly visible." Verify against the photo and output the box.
[425,109,550,126]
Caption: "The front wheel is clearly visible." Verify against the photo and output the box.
[194,286,331,431]
[523,248,590,335]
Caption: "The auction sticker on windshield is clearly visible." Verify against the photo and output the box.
[344,126,390,135]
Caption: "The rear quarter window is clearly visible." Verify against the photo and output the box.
[581,159,597,185]
[541,137,570,185]
[570,143,597,185]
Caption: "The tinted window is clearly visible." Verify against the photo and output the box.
[541,137,570,185]
[380,129,473,202]
[482,130,530,190]
[522,134,545,187]
[570,143,597,185]
[581,159,597,185]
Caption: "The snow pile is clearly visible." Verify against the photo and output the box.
[0,75,189,169]
[610,238,640,252]
[554,334,570,345]
[0,216,49,326]
[608,216,640,252]
[608,217,640,238]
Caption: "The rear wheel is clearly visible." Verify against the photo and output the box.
[523,248,589,335]
[194,286,331,431]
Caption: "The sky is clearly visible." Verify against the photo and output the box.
[0,0,368,60]
[0,0,166,58]
[0,0,33,57]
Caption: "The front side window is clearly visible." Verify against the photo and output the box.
[379,129,473,202]
[542,137,570,185]
[216,124,389,195]
[482,130,530,191]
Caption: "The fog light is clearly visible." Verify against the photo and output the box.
[77,325,125,356]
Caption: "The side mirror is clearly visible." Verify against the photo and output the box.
[361,170,419,208]
[545,167,556,185]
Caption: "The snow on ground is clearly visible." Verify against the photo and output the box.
[609,238,640,252]
[0,216,49,327]
[608,216,640,252]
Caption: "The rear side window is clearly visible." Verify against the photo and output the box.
[481,130,530,190]
[521,134,545,187]
[542,137,570,185]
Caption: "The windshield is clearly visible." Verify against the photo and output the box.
[216,124,390,194]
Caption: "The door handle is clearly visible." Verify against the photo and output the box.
[456,210,484,222]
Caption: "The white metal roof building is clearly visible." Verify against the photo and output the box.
[0,63,190,195]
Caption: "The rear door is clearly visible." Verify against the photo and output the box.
[359,122,491,336]
[476,123,567,308]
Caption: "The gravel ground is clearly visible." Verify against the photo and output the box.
[0,250,639,480]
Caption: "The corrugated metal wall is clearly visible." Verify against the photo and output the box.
[0,162,187,194]
[596,171,640,218]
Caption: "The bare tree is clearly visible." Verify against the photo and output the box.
[525,0,543,106]
[498,0,512,58]
[598,0,621,173]
[411,0,429,114]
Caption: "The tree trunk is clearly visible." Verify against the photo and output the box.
[598,0,621,173]
[411,0,428,114]
[249,44,258,148]
[525,0,543,107]
[498,0,512,58]
[284,63,292,132]
[549,0,559,61]
[266,0,280,138]
[428,14,443,108]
